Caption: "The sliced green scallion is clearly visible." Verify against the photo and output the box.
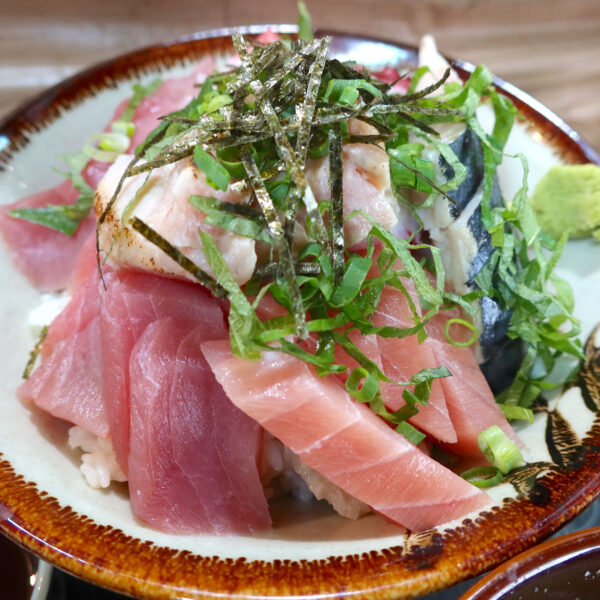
[478,425,523,474]
[461,466,504,489]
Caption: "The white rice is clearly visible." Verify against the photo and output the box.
[68,426,126,489]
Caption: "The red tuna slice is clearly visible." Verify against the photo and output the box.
[428,337,521,457]
[373,284,457,444]
[100,270,227,474]
[129,318,269,534]
[69,232,100,293]
[18,317,108,438]
[0,180,97,291]
[42,264,105,360]
[202,341,490,532]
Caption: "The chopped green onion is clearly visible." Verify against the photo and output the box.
[443,318,478,347]
[499,404,534,424]
[478,425,523,474]
[460,466,503,488]
[324,79,382,103]
[83,132,130,162]
[111,120,135,137]
[338,86,360,105]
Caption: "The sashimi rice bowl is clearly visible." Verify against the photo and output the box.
[1,16,600,600]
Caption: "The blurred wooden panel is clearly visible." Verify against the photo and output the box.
[1,0,599,151]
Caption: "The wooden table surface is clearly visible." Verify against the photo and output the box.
[1,0,599,153]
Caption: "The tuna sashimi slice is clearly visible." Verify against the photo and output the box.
[18,318,108,438]
[42,265,103,360]
[202,341,490,532]
[373,284,457,444]
[129,318,270,534]
[428,338,521,457]
[100,270,227,474]
[69,232,100,293]
[0,180,97,292]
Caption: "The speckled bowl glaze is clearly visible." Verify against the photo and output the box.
[1,25,600,600]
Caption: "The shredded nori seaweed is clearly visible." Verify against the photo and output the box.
[130,217,226,297]
[22,325,48,380]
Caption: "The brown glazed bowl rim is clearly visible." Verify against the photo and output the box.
[459,525,600,599]
[1,24,600,600]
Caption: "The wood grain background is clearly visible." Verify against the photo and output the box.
[1,0,599,151]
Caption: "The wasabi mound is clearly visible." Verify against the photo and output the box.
[531,164,600,241]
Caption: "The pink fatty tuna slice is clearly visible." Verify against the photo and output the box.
[129,318,270,534]
[18,317,108,438]
[373,284,457,444]
[0,60,214,292]
[100,269,227,474]
[202,341,491,532]
[428,338,521,457]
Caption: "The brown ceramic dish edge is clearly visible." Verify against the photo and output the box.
[1,25,600,600]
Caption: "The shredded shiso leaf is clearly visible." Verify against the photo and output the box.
[17,19,582,469]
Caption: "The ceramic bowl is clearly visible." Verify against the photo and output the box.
[1,25,600,600]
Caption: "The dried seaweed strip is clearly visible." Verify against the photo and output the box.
[327,58,371,82]
[130,217,226,298]
[126,147,194,176]
[347,134,395,144]
[246,76,328,246]
[231,162,287,194]
[240,148,307,338]
[257,262,321,277]
[396,105,463,118]
[125,129,206,176]
[354,115,394,135]
[295,37,331,162]
[389,67,452,103]
[244,39,323,111]
[214,201,266,224]
[22,325,48,380]
[228,42,284,131]
[328,124,345,286]
[198,111,264,133]
[372,108,440,137]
